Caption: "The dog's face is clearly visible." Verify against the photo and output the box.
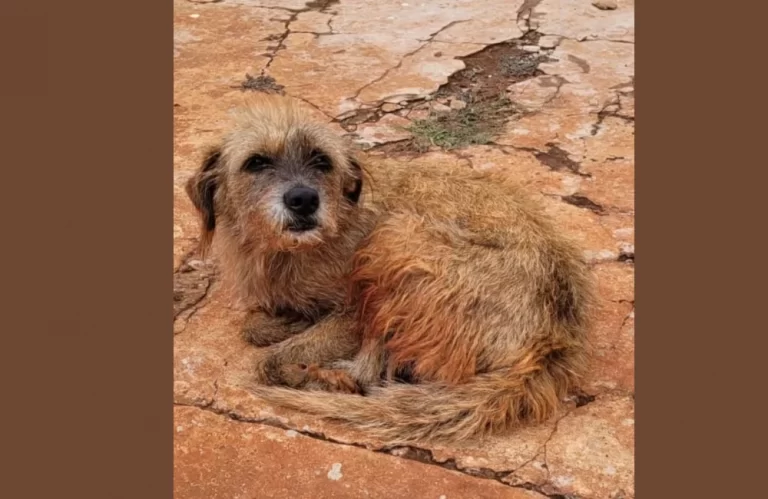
[186,96,363,253]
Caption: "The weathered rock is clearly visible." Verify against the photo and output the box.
[449,98,468,110]
[430,102,452,114]
[175,406,546,499]
[506,75,562,112]
[536,0,634,42]
[538,35,562,49]
[504,394,635,498]
[381,102,401,112]
[592,0,619,10]
[291,10,334,34]
[583,263,635,393]
[352,114,413,147]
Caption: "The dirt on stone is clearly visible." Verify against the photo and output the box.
[173,259,216,319]
[379,33,553,153]
[439,32,545,100]
[305,0,339,11]
[238,73,285,94]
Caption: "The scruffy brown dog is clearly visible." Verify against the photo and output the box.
[185,94,594,444]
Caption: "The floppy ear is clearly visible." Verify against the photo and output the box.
[344,156,363,204]
[185,147,222,257]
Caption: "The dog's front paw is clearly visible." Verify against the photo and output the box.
[305,365,363,394]
[254,354,310,388]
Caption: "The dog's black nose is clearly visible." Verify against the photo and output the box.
[284,186,320,216]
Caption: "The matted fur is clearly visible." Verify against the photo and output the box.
[186,94,595,445]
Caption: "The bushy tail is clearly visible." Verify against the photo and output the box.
[249,361,572,445]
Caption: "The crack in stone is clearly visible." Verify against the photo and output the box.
[488,141,592,178]
[292,95,337,121]
[262,12,301,70]
[448,149,475,169]
[337,33,545,137]
[175,296,208,336]
[516,0,543,32]
[539,74,568,106]
[176,374,634,499]
[549,35,634,45]
[581,38,634,45]
[618,247,634,263]
[175,385,629,499]
[561,194,605,215]
[173,252,217,331]
[618,307,634,331]
[175,400,579,497]
[325,7,337,34]
[253,1,342,71]
[534,143,589,176]
[590,94,634,136]
[345,19,471,108]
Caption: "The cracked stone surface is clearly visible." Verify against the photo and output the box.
[174,0,634,497]
[175,406,545,499]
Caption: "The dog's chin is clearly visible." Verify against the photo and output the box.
[278,223,324,251]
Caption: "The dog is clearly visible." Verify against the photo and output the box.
[185,94,595,444]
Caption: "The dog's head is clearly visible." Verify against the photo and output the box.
[185,95,364,254]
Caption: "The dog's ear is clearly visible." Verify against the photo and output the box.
[344,156,363,204]
[185,147,222,257]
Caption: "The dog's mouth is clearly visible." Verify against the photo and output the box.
[286,219,319,233]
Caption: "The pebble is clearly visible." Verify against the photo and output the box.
[538,35,561,49]
[327,463,343,481]
[522,45,540,53]
[381,103,400,113]
[449,99,467,110]
[430,102,451,114]
[592,0,618,10]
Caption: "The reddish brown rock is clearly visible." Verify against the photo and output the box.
[536,0,634,42]
[541,199,620,262]
[291,10,334,34]
[353,114,413,147]
[357,42,481,105]
[174,406,546,499]
[584,263,635,393]
[582,117,635,165]
[504,394,635,498]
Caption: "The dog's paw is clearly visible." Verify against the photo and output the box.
[306,365,363,394]
[254,354,310,388]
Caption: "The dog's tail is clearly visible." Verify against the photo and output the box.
[249,353,577,444]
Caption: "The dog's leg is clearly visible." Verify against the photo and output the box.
[333,336,387,388]
[241,309,312,347]
[255,313,363,393]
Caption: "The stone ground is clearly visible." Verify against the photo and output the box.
[173,1,635,498]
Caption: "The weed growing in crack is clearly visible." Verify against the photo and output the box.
[499,52,545,78]
[406,95,518,151]
[239,74,285,94]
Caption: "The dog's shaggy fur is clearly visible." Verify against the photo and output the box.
[186,95,595,445]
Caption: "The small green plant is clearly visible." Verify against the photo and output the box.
[406,95,516,151]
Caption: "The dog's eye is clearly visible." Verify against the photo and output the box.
[308,150,332,173]
[242,154,272,173]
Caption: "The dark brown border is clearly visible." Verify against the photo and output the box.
[4,0,762,497]
[639,1,763,497]
[3,1,172,497]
